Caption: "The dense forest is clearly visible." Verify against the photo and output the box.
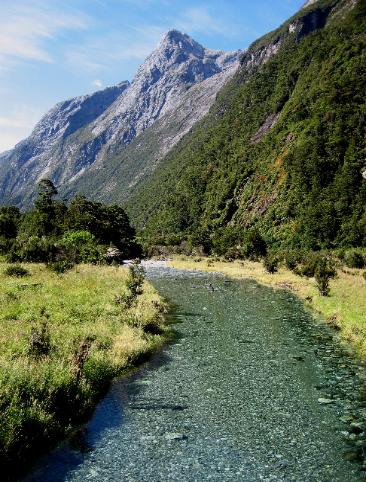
[127,0,366,258]
[0,179,139,267]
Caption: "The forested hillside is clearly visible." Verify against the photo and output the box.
[128,0,366,255]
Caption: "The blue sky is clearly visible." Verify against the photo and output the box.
[0,0,304,152]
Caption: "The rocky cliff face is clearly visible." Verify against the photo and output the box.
[0,31,240,206]
[62,55,239,204]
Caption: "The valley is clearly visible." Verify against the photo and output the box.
[0,0,365,479]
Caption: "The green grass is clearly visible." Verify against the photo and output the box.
[170,256,366,357]
[0,262,169,478]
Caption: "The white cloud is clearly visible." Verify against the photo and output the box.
[65,26,164,74]
[0,2,88,71]
[176,6,235,37]
[0,104,44,152]
[92,79,103,89]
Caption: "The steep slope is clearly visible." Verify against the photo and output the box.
[0,82,129,205]
[0,31,240,206]
[128,0,366,252]
[62,64,237,203]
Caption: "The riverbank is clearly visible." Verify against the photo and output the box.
[25,264,362,481]
[169,256,366,359]
[0,262,169,479]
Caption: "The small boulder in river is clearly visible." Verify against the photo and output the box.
[165,432,188,441]
[318,398,335,405]
[104,247,124,265]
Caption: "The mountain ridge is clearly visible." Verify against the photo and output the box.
[0,31,241,206]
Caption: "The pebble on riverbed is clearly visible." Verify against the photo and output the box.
[318,398,335,405]
[164,432,188,441]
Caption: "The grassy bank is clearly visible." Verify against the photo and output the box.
[170,256,366,358]
[0,262,169,478]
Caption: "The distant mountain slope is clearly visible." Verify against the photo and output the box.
[128,0,366,251]
[61,64,237,204]
[0,31,240,207]
[0,82,129,204]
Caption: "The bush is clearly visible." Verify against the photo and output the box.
[295,252,324,277]
[60,231,103,264]
[242,229,267,260]
[263,254,278,273]
[344,250,365,269]
[314,257,337,296]
[284,249,303,271]
[46,260,74,274]
[4,264,29,277]
[28,321,51,358]
[115,261,145,308]
[9,236,57,262]
[126,262,145,298]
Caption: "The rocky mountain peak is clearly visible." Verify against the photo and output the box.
[134,29,239,85]
[0,30,240,206]
[159,30,205,57]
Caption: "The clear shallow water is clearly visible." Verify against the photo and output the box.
[25,266,362,481]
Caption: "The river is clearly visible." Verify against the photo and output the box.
[25,264,362,481]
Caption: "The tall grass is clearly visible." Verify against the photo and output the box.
[0,263,168,478]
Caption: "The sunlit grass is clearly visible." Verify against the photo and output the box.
[170,256,366,357]
[0,262,168,474]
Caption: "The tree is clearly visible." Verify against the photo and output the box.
[32,179,59,236]
[0,206,21,239]
[35,179,58,213]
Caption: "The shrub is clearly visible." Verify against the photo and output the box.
[46,260,74,274]
[115,261,145,308]
[126,262,145,298]
[28,321,51,358]
[263,254,278,273]
[60,230,103,264]
[242,229,267,260]
[344,250,365,269]
[295,252,323,277]
[71,336,95,383]
[210,226,243,258]
[314,257,337,296]
[115,291,135,309]
[284,249,303,271]
[9,235,57,262]
[4,264,29,277]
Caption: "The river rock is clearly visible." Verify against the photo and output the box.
[318,398,335,405]
[165,432,188,441]
[350,422,364,434]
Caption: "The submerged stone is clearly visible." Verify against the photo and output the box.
[318,398,335,405]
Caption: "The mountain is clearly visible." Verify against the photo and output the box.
[127,0,366,252]
[62,61,237,204]
[0,82,129,204]
[0,31,240,206]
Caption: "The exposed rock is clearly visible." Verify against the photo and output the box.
[318,397,335,405]
[250,113,280,144]
[104,247,124,264]
[303,0,319,8]
[164,432,188,441]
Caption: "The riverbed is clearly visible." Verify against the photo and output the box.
[25,264,363,481]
